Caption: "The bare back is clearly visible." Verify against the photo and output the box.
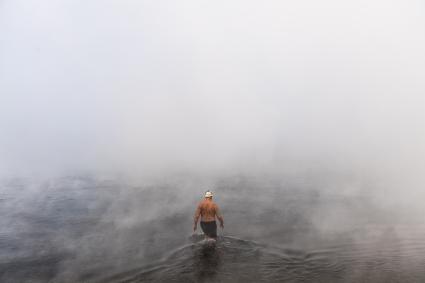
[197,200,219,222]
[193,197,224,231]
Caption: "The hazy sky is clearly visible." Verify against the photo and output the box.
[1,0,424,180]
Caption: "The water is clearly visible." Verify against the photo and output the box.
[103,232,425,283]
[1,176,425,282]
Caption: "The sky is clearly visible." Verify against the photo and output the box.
[1,0,424,189]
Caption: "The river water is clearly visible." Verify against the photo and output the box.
[1,176,424,282]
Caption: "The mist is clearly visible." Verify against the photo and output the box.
[1,0,425,282]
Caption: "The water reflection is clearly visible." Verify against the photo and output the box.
[194,240,221,282]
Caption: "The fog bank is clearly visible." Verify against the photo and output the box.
[1,0,425,204]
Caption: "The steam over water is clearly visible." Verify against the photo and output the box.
[2,175,425,283]
[1,0,425,282]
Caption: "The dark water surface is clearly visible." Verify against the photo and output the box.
[1,176,424,282]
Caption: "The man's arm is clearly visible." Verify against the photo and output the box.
[215,204,224,228]
[193,204,201,231]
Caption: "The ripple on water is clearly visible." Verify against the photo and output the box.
[99,229,425,283]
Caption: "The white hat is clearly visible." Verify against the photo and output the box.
[205,191,213,198]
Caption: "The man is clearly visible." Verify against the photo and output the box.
[193,190,224,239]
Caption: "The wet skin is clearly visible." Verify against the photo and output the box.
[193,197,224,234]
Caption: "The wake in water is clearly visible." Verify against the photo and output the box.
[2,177,425,283]
[99,229,425,283]
[101,235,265,283]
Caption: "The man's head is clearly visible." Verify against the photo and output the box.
[204,190,213,199]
